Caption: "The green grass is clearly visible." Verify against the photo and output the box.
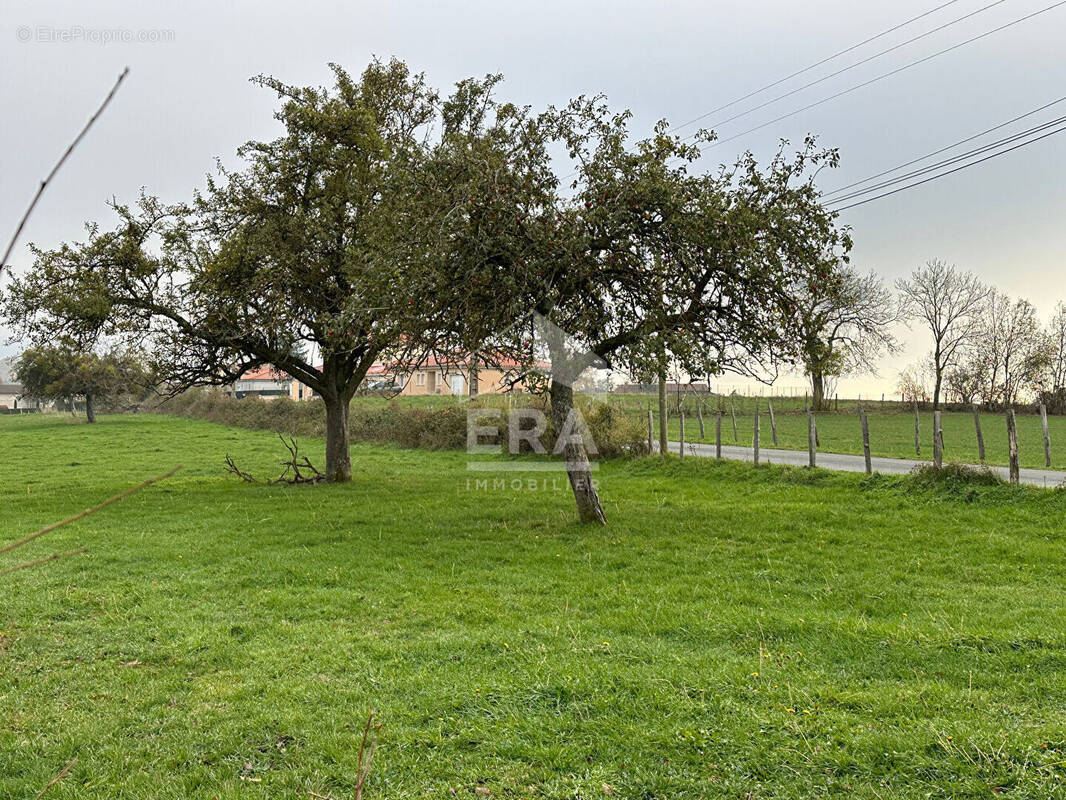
[355,390,1066,471]
[5,415,1066,798]
[654,406,1064,471]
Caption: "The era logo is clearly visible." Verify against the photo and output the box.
[467,408,598,455]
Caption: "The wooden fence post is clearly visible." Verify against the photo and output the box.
[913,400,921,456]
[933,410,943,468]
[679,412,685,463]
[808,410,817,468]
[715,413,722,459]
[730,393,738,442]
[647,408,654,454]
[834,393,839,412]
[860,409,872,474]
[753,406,760,466]
[767,400,778,446]
[1040,402,1051,467]
[973,404,985,462]
[1007,408,1020,484]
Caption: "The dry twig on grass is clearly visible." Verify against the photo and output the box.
[0,547,87,577]
[223,435,325,485]
[272,435,325,485]
[1,466,181,580]
[33,758,77,800]
[355,709,376,800]
[224,454,256,482]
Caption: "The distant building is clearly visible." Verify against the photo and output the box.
[384,357,529,397]
[0,383,44,411]
[234,356,544,401]
[0,383,23,409]
[229,366,292,400]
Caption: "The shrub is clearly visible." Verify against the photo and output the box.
[578,401,650,458]
[908,462,1004,487]
[152,389,648,458]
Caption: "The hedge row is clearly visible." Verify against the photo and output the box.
[153,389,649,458]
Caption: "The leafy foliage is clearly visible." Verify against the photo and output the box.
[14,344,146,422]
[790,265,897,410]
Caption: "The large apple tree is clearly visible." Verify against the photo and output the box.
[432,94,852,523]
[2,60,500,482]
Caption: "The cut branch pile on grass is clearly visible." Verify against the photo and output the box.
[224,434,325,485]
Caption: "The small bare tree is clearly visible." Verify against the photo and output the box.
[896,360,933,404]
[970,291,1052,406]
[1045,302,1066,392]
[793,265,899,411]
[943,361,983,405]
[896,260,988,409]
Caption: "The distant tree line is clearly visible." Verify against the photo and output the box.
[786,255,1066,413]
[894,260,1066,411]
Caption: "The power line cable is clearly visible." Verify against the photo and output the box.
[671,0,967,133]
[698,0,1066,153]
[682,0,1010,139]
[825,110,1066,204]
[821,94,1066,197]
[828,120,1066,210]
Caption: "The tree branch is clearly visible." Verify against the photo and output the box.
[2,68,129,274]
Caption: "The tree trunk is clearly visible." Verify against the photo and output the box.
[810,372,826,412]
[657,370,668,458]
[550,380,606,525]
[469,353,479,398]
[85,393,96,424]
[323,393,352,483]
[932,344,943,410]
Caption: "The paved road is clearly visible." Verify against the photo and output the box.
[667,441,1066,488]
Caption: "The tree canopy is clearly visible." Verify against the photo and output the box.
[426,94,852,520]
[3,60,489,481]
[14,344,146,423]
[791,265,897,411]
[2,58,853,522]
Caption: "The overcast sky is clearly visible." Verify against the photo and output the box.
[3,0,1065,396]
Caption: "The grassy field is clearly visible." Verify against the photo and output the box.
[658,407,1066,471]
[355,390,1066,470]
[567,393,1062,470]
[4,415,1066,798]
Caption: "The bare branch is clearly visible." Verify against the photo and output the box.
[1,69,129,275]
[224,454,256,482]
[355,709,377,800]
[33,758,78,800]
[271,435,325,485]
[0,548,87,578]
[0,464,181,556]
